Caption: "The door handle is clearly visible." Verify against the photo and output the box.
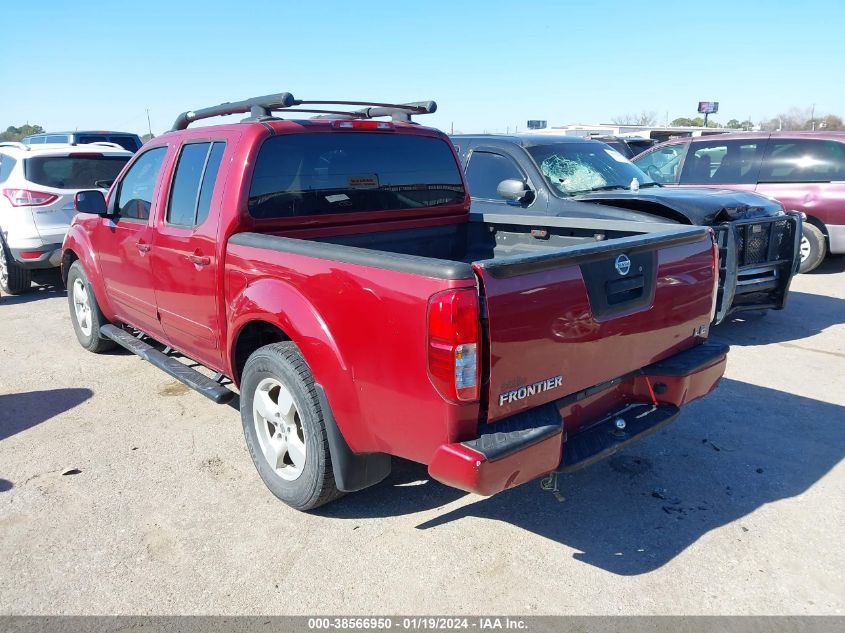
[136,241,151,253]
[189,254,211,266]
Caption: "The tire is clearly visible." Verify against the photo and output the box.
[66,261,115,353]
[0,235,32,295]
[798,223,827,273]
[240,342,343,511]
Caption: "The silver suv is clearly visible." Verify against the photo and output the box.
[0,142,132,294]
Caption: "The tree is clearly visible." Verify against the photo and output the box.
[726,119,742,129]
[670,116,720,128]
[0,124,44,142]
[611,110,657,126]
[819,114,843,131]
[141,133,154,142]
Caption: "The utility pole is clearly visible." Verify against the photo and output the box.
[146,109,153,137]
[810,103,816,131]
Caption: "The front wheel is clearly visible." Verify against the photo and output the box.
[240,342,343,511]
[798,223,827,273]
[66,261,115,353]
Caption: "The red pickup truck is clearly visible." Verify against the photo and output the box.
[62,93,728,510]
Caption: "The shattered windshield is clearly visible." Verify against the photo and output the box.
[526,142,656,196]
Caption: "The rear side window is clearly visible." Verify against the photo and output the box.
[0,154,16,183]
[24,136,45,145]
[248,133,465,219]
[167,141,226,227]
[78,135,109,145]
[110,136,142,152]
[680,139,763,185]
[45,135,69,143]
[24,155,130,189]
[759,139,845,183]
[465,151,525,199]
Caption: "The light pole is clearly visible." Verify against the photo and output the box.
[811,103,816,131]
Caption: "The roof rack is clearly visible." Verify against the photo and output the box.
[0,142,29,151]
[170,93,437,131]
[82,141,128,150]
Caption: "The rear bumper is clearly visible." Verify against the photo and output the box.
[827,223,845,254]
[9,243,62,269]
[428,341,729,496]
[713,212,802,323]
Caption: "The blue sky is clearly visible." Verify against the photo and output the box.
[1,0,843,135]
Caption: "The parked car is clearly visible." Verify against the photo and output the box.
[632,131,845,273]
[0,141,132,294]
[451,134,802,324]
[62,92,727,511]
[590,135,656,158]
[22,130,143,153]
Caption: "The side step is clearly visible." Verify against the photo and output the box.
[561,403,680,472]
[101,324,235,405]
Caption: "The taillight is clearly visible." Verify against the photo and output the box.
[331,120,395,130]
[427,288,481,402]
[2,188,58,207]
[709,228,719,324]
[19,251,44,260]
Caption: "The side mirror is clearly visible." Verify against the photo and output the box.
[497,179,533,203]
[74,190,108,215]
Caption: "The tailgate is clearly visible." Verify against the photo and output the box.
[473,227,716,423]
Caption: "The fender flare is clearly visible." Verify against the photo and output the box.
[61,226,117,320]
[227,277,376,455]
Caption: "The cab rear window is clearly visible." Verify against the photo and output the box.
[248,133,465,218]
[24,155,130,189]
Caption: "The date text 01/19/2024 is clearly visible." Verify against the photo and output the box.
[307,617,528,629]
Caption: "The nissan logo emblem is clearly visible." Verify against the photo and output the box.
[615,254,631,276]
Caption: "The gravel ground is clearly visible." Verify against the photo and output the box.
[0,258,843,615]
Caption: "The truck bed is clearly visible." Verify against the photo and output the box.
[228,213,716,459]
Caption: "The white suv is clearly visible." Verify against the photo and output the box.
[0,142,132,294]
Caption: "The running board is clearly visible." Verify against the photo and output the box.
[100,325,235,405]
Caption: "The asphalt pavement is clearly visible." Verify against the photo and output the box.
[1,259,843,615]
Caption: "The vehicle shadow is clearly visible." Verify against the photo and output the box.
[0,478,13,492]
[712,290,844,347]
[807,254,845,275]
[0,388,93,441]
[0,282,65,306]
[318,378,844,576]
[1,269,65,305]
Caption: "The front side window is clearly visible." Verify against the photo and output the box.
[526,142,656,195]
[248,133,465,219]
[24,155,130,189]
[167,141,226,227]
[633,144,687,183]
[759,139,845,183]
[465,151,525,199]
[116,147,168,220]
[680,139,763,185]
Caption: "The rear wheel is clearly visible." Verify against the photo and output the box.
[66,261,115,353]
[0,236,32,295]
[240,342,342,511]
[798,223,826,273]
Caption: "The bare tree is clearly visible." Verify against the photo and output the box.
[611,110,657,126]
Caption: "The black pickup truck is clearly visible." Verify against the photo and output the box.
[451,134,803,324]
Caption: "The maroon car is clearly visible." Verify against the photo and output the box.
[634,131,845,272]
